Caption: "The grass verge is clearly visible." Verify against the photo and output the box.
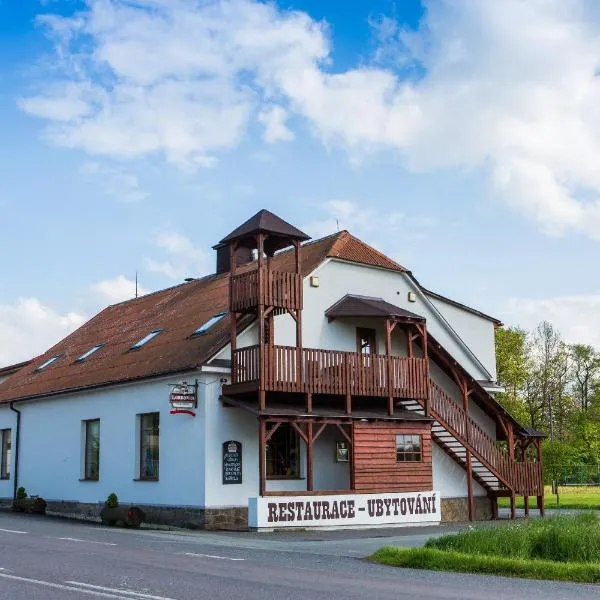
[370,514,600,583]
[370,546,600,583]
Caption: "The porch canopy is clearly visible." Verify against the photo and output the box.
[325,294,424,323]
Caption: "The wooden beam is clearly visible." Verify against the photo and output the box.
[305,392,313,413]
[264,421,281,443]
[466,449,474,521]
[306,421,313,492]
[290,421,308,444]
[336,423,352,444]
[259,418,266,497]
[350,423,356,491]
[312,422,327,443]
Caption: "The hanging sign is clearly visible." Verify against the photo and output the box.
[249,490,440,529]
[168,380,198,416]
[222,440,243,484]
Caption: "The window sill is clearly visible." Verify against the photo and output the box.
[266,476,305,481]
[133,478,159,482]
[78,478,99,482]
[0,476,10,481]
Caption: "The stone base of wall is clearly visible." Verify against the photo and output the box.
[441,496,493,522]
[2,499,248,530]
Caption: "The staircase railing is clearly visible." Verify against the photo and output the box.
[428,381,543,496]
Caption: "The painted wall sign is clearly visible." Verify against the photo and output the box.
[169,380,198,415]
[248,490,440,529]
[222,440,242,484]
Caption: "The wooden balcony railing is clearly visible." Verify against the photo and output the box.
[429,381,543,497]
[231,345,429,399]
[230,268,302,313]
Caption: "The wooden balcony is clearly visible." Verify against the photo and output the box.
[230,268,302,313]
[228,345,429,399]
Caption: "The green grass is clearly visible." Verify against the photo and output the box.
[498,485,600,510]
[370,547,600,583]
[370,514,600,583]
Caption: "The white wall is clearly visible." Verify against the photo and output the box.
[269,259,494,382]
[432,445,486,498]
[428,296,497,380]
[6,372,206,507]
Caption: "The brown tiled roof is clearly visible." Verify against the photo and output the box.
[0,360,33,378]
[325,295,424,322]
[0,231,404,403]
[219,209,310,244]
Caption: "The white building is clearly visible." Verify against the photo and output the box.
[0,210,544,529]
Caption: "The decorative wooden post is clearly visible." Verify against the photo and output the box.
[259,418,266,497]
[536,439,545,517]
[306,422,314,492]
[385,318,394,416]
[461,375,474,522]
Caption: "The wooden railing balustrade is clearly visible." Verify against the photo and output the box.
[231,345,429,399]
[428,381,543,496]
[230,269,302,313]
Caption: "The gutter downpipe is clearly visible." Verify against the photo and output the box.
[9,402,20,500]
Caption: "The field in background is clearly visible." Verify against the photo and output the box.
[498,485,600,510]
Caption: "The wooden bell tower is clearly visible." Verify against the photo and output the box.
[218,210,310,409]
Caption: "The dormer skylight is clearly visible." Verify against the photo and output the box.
[192,313,226,336]
[36,355,61,371]
[75,344,104,363]
[131,329,163,350]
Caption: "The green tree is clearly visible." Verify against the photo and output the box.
[570,344,600,412]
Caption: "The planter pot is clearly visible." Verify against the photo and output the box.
[12,497,47,515]
[100,505,146,528]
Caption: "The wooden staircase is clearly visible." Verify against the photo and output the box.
[397,380,543,500]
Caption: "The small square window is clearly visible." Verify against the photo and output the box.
[35,355,61,371]
[192,313,226,336]
[76,344,104,363]
[131,330,162,350]
[396,434,422,462]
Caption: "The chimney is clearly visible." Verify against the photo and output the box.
[214,243,253,275]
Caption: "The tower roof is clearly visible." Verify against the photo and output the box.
[218,209,310,245]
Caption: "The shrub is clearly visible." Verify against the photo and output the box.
[16,487,27,500]
[106,493,119,508]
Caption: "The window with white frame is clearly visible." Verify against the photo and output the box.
[139,413,160,480]
[1,429,11,480]
[83,419,100,480]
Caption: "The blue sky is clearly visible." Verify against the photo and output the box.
[2,0,600,365]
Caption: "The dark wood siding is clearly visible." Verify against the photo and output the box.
[352,421,432,493]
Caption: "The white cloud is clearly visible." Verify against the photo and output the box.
[80,162,149,202]
[145,231,212,280]
[304,200,434,243]
[89,275,149,304]
[0,298,85,366]
[20,0,600,237]
[503,293,600,347]
[258,105,295,143]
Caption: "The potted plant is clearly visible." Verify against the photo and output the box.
[100,493,145,528]
[12,487,47,514]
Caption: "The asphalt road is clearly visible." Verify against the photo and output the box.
[0,511,599,600]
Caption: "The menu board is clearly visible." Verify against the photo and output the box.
[222,440,242,484]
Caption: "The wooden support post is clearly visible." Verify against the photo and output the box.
[307,422,314,492]
[491,496,499,520]
[524,495,529,517]
[510,493,516,520]
[306,393,313,413]
[466,448,474,521]
[350,422,355,491]
[259,389,266,412]
[537,495,545,517]
[257,233,266,404]
[259,418,266,497]
[385,318,394,416]
[536,439,544,517]
[422,324,429,415]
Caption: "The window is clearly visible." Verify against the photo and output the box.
[1,429,11,480]
[396,434,422,462]
[131,330,162,350]
[76,344,104,363]
[83,419,100,480]
[36,355,61,371]
[266,423,300,479]
[139,413,159,480]
[192,313,226,336]
[357,328,377,355]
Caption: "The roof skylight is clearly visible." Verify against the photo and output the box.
[75,344,104,363]
[192,313,226,336]
[36,355,61,371]
[131,329,163,350]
